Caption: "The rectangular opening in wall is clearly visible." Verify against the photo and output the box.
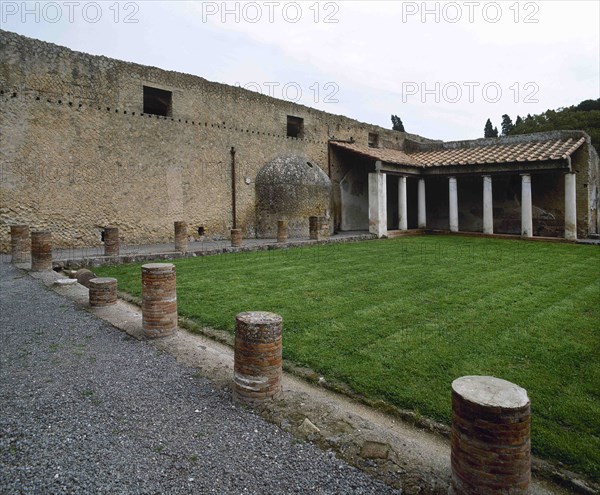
[368,133,379,148]
[287,115,304,138]
[143,86,172,117]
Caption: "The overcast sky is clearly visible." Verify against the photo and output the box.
[2,0,599,141]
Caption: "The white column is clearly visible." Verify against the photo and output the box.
[448,176,458,232]
[565,172,577,240]
[368,171,387,238]
[418,178,426,229]
[398,176,408,231]
[521,174,533,238]
[483,175,494,235]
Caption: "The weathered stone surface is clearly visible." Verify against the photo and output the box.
[31,231,52,271]
[75,268,97,288]
[141,263,177,339]
[360,441,390,460]
[451,375,531,495]
[233,311,282,404]
[256,155,332,239]
[298,418,320,436]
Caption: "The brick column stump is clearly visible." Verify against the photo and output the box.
[141,263,177,339]
[277,220,289,243]
[309,216,328,240]
[89,277,118,307]
[174,221,188,252]
[234,311,283,404]
[451,375,531,495]
[318,216,330,240]
[103,226,119,256]
[10,224,31,263]
[31,231,52,271]
[309,216,319,240]
[231,228,242,248]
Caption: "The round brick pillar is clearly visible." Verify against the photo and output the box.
[451,376,531,495]
[89,277,118,307]
[309,216,328,240]
[141,263,177,339]
[234,311,282,403]
[309,216,319,240]
[277,220,288,243]
[10,224,31,263]
[231,228,242,248]
[174,221,188,252]
[103,226,119,256]
[318,216,330,240]
[31,231,52,271]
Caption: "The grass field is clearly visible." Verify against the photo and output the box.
[94,236,600,480]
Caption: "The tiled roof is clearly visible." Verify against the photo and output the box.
[330,137,586,168]
[330,141,420,166]
[410,137,586,167]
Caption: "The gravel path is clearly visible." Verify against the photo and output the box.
[0,262,399,494]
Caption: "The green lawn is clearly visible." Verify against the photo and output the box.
[95,236,600,480]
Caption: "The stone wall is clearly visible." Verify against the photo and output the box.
[0,29,431,250]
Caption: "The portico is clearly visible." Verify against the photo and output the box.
[332,132,593,241]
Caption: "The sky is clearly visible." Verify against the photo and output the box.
[1,0,599,141]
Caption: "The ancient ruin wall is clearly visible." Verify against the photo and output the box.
[0,30,430,249]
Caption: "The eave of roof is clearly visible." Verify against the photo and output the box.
[330,137,586,169]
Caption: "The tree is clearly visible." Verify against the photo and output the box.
[515,115,523,127]
[391,114,405,132]
[510,98,600,154]
[501,114,514,136]
[484,118,498,138]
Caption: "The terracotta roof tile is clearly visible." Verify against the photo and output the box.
[330,137,586,168]
[410,137,586,167]
[329,141,420,166]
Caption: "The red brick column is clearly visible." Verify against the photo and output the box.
[309,216,319,240]
[31,231,52,271]
[103,226,119,256]
[231,228,242,248]
[234,311,282,404]
[174,221,188,252]
[318,216,330,240]
[89,277,118,307]
[277,220,288,243]
[10,224,31,263]
[141,263,177,339]
[309,216,329,240]
[451,376,531,495]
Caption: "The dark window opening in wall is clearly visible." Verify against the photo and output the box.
[287,115,304,138]
[368,133,379,148]
[143,86,172,117]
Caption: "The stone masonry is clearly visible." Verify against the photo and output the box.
[0,30,432,250]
